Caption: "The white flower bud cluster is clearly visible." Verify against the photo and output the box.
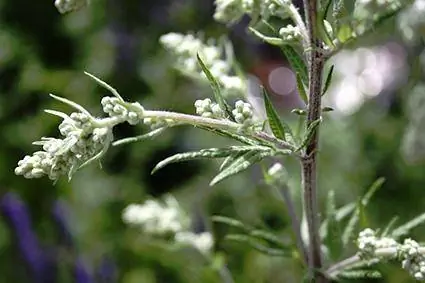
[15,111,112,181]
[279,25,302,42]
[213,0,290,24]
[400,239,425,281]
[232,100,254,126]
[54,0,88,14]
[159,33,244,97]
[267,162,287,186]
[101,96,144,125]
[122,195,214,254]
[357,228,398,259]
[194,98,225,119]
[175,231,214,254]
[398,0,425,43]
[122,196,187,235]
[143,117,175,130]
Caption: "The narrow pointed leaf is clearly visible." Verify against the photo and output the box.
[210,150,272,186]
[225,234,289,257]
[262,87,293,142]
[249,229,290,250]
[219,151,246,171]
[196,53,233,119]
[211,215,249,231]
[248,27,284,46]
[342,178,385,245]
[84,71,124,101]
[49,93,92,116]
[380,216,399,237]
[295,118,322,152]
[324,190,342,260]
[112,128,167,146]
[322,65,334,96]
[392,212,425,239]
[320,202,356,238]
[296,73,308,104]
[152,146,268,174]
[322,106,334,112]
[337,270,382,279]
[280,46,308,85]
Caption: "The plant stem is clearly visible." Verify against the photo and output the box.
[301,0,327,281]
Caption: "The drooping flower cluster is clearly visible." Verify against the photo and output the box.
[54,0,89,14]
[159,32,245,97]
[232,100,254,125]
[15,103,114,181]
[356,228,425,281]
[122,195,214,254]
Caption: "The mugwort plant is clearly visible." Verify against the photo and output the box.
[14,0,425,281]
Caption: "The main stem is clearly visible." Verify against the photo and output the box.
[302,0,327,282]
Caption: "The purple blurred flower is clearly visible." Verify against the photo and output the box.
[74,257,94,283]
[52,200,74,248]
[97,257,117,283]
[0,193,48,283]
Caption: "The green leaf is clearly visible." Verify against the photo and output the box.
[322,65,334,96]
[112,128,167,146]
[280,46,308,85]
[262,87,294,142]
[323,190,343,260]
[210,150,272,186]
[196,53,233,119]
[197,126,260,146]
[248,27,284,46]
[380,216,399,237]
[249,229,290,250]
[219,151,245,171]
[341,178,385,245]
[152,146,268,174]
[392,212,425,239]
[336,23,353,43]
[295,118,322,152]
[296,73,308,105]
[322,106,334,112]
[225,234,289,257]
[291,109,307,116]
[211,215,249,231]
[320,202,356,238]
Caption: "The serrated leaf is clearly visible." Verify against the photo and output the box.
[280,46,308,85]
[210,150,272,186]
[324,190,343,260]
[295,118,322,152]
[196,53,233,119]
[211,215,249,231]
[322,65,334,96]
[152,146,268,174]
[262,87,293,142]
[296,73,308,105]
[225,234,289,257]
[380,216,399,237]
[392,212,425,239]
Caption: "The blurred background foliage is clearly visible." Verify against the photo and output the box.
[0,0,424,282]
